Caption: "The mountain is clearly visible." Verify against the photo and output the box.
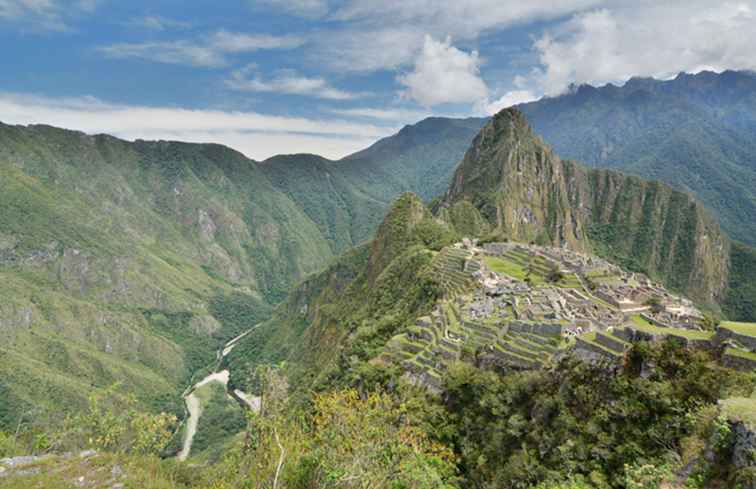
[221,137,756,488]
[441,108,731,306]
[2,106,754,488]
[258,117,486,254]
[0,116,482,428]
[518,69,756,246]
[238,108,756,395]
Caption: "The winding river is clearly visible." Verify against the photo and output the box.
[177,325,262,461]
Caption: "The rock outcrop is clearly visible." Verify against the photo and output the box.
[442,108,731,306]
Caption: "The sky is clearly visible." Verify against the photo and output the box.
[2,0,756,160]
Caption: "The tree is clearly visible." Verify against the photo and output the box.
[700,312,721,331]
[64,385,176,456]
[310,389,458,488]
[546,265,565,284]
[644,296,664,314]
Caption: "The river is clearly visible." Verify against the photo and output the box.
[177,325,262,461]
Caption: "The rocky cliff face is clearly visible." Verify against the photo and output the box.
[443,108,731,305]
[519,70,756,246]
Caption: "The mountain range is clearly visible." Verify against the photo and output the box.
[0,116,484,427]
[2,70,756,443]
[519,70,756,246]
[2,80,755,488]
[230,107,756,394]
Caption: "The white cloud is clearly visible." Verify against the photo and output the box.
[0,0,99,30]
[127,15,191,31]
[210,30,304,52]
[0,92,394,160]
[397,35,488,107]
[314,0,600,72]
[225,66,359,100]
[254,0,329,18]
[480,90,538,115]
[99,31,304,68]
[332,0,601,38]
[312,27,425,73]
[327,107,433,121]
[99,41,225,68]
[531,2,756,95]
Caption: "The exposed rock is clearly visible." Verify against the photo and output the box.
[442,108,731,306]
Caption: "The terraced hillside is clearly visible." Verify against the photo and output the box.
[380,239,755,383]
[442,108,756,320]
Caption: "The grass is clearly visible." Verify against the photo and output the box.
[577,332,623,356]
[720,321,756,338]
[483,256,582,289]
[724,347,756,361]
[0,452,198,488]
[720,396,756,427]
[555,273,583,289]
[483,256,545,285]
[627,319,715,341]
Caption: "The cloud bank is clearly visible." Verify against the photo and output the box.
[0,92,394,160]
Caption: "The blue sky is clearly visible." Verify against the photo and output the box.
[2,0,756,159]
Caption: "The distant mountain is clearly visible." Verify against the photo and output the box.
[0,116,483,426]
[259,117,486,254]
[519,70,756,246]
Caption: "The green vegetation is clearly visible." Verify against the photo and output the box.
[520,70,756,247]
[724,242,756,321]
[444,341,755,488]
[720,396,756,427]
[188,382,246,460]
[725,347,756,362]
[443,108,738,311]
[721,321,756,337]
[0,115,481,430]
[627,320,715,341]
[484,255,535,282]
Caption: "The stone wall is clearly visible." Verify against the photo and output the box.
[722,352,756,372]
[732,421,756,489]
[717,327,756,352]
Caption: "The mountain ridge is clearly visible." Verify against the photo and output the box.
[519,69,756,245]
[442,108,731,306]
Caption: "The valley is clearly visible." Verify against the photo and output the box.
[177,324,262,462]
[2,91,756,489]
[4,3,756,487]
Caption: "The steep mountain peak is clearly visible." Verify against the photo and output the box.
[367,193,431,282]
[442,107,730,305]
[443,107,573,244]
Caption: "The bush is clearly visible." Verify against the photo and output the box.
[63,386,177,456]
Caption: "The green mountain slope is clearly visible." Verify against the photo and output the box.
[519,70,756,245]
[241,108,756,396]
[0,116,483,427]
[258,117,486,254]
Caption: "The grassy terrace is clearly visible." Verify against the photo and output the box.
[720,396,756,427]
[721,321,756,338]
[483,255,538,282]
[725,347,756,361]
[483,255,581,288]
[628,316,714,341]
[578,332,623,356]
